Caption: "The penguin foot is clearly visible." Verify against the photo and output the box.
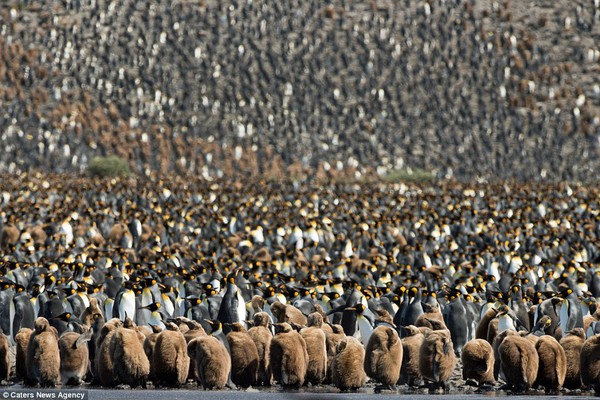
[374,384,395,393]
[465,379,479,387]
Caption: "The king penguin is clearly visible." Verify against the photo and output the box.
[217,273,247,334]
[558,287,583,337]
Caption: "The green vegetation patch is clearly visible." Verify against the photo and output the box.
[87,155,132,178]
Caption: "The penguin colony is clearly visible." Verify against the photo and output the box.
[2,176,600,394]
[1,0,600,182]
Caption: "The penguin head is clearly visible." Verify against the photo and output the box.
[205,319,222,334]
[142,302,161,312]
[273,322,293,334]
[186,297,202,306]
[53,312,72,322]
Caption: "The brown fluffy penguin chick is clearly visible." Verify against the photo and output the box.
[560,328,585,390]
[400,325,425,386]
[535,335,566,393]
[364,324,403,388]
[498,334,539,392]
[325,324,346,382]
[26,317,61,387]
[15,328,32,383]
[300,312,328,386]
[187,335,231,389]
[270,322,309,388]
[81,298,103,327]
[153,322,190,387]
[178,318,207,342]
[59,329,93,386]
[226,322,259,387]
[476,308,498,340]
[143,324,163,382]
[270,301,308,326]
[94,318,122,387]
[331,337,367,391]
[0,331,10,383]
[461,339,495,385]
[492,329,518,381]
[176,318,207,382]
[419,328,456,390]
[580,333,600,392]
[247,312,272,386]
[415,303,446,330]
[486,318,499,345]
[109,325,150,388]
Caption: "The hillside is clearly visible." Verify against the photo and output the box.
[1,0,599,181]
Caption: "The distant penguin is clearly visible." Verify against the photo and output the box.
[15,328,32,382]
[560,328,585,390]
[26,317,60,387]
[58,329,93,385]
[534,335,566,393]
[364,323,403,389]
[226,322,259,387]
[153,322,190,387]
[247,312,272,386]
[187,335,231,389]
[461,339,495,386]
[300,312,328,386]
[270,322,309,388]
[498,334,539,392]
[580,333,600,392]
[419,328,456,390]
[331,336,367,391]
[399,325,425,386]
[109,324,150,388]
[0,331,9,383]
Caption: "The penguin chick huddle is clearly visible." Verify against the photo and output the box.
[2,175,600,394]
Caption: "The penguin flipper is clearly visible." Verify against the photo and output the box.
[74,329,93,349]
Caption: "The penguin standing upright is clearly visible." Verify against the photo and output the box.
[400,287,424,327]
[509,285,530,331]
[226,322,259,388]
[58,329,93,385]
[344,303,374,345]
[206,320,236,389]
[419,327,456,390]
[113,281,137,321]
[0,330,9,383]
[26,317,61,387]
[299,313,328,386]
[331,336,367,390]
[247,312,272,386]
[364,321,403,389]
[443,290,468,356]
[13,287,35,340]
[270,322,309,388]
[153,322,190,388]
[560,328,585,390]
[559,287,583,337]
[217,273,246,334]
